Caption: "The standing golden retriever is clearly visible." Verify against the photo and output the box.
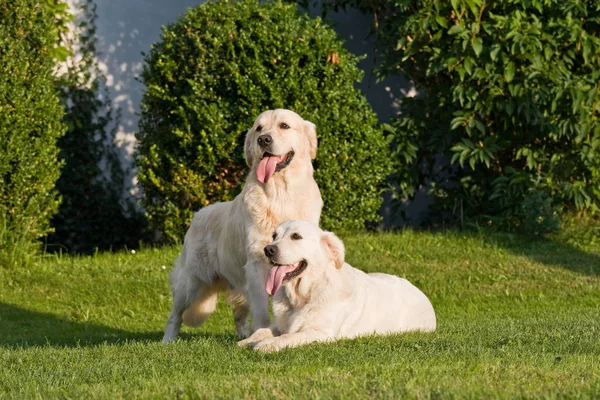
[163,109,322,343]
[238,220,436,352]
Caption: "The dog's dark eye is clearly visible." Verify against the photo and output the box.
[272,232,277,240]
[280,123,290,130]
[291,232,302,240]
[256,125,262,132]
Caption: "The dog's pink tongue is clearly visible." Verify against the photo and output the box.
[257,155,285,184]
[266,264,298,296]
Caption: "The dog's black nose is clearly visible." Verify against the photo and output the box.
[257,135,272,147]
[264,244,278,258]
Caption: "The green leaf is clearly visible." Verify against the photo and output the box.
[490,44,501,61]
[582,37,592,64]
[448,25,465,35]
[475,119,485,133]
[451,116,466,130]
[504,61,515,83]
[456,65,466,81]
[436,15,449,29]
[469,156,476,170]
[451,0,461,13]
[52,46,72,62]
[472,37,483,57]
[464,57,474,75]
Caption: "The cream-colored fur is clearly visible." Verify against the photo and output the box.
[238,220,436,352]
[163,110,322,343]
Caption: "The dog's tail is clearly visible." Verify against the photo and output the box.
[182,281,222,327]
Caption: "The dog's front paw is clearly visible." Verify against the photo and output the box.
[237,337,254,347]
[253,337,281,353]
[237,327,275,347]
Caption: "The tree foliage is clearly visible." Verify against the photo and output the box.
[0,0,66,264]
[315,0,600,233]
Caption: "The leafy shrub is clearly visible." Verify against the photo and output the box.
[0,0,66,265]
[137,0,393,242]
[316,0,600,233]
[48,0,146,254]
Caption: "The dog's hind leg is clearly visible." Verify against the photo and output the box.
[163,276,197,343]
[163,276,220,343]
[228,290,250,338]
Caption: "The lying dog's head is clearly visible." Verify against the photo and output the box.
[244,109,317,184]
[263,220,344,296]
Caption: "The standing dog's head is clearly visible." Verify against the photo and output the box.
[244,109,317,184]
[263,220,345,296]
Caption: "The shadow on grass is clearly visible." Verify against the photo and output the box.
[483,233,600,276]
[0,303,236,349]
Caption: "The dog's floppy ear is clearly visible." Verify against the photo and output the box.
[321,231,345,269]
[244,130,254,167]
[303,120,317,160]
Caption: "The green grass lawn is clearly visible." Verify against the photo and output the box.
[1,228,599,398]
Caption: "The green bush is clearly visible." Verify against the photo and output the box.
[0,0,66,265]
[137,0,393,242]
[316,0,600,233]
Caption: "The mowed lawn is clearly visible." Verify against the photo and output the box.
[1,228,599,398]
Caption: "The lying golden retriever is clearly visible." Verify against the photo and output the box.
[163,110,323,343]
[238,220,436,351]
